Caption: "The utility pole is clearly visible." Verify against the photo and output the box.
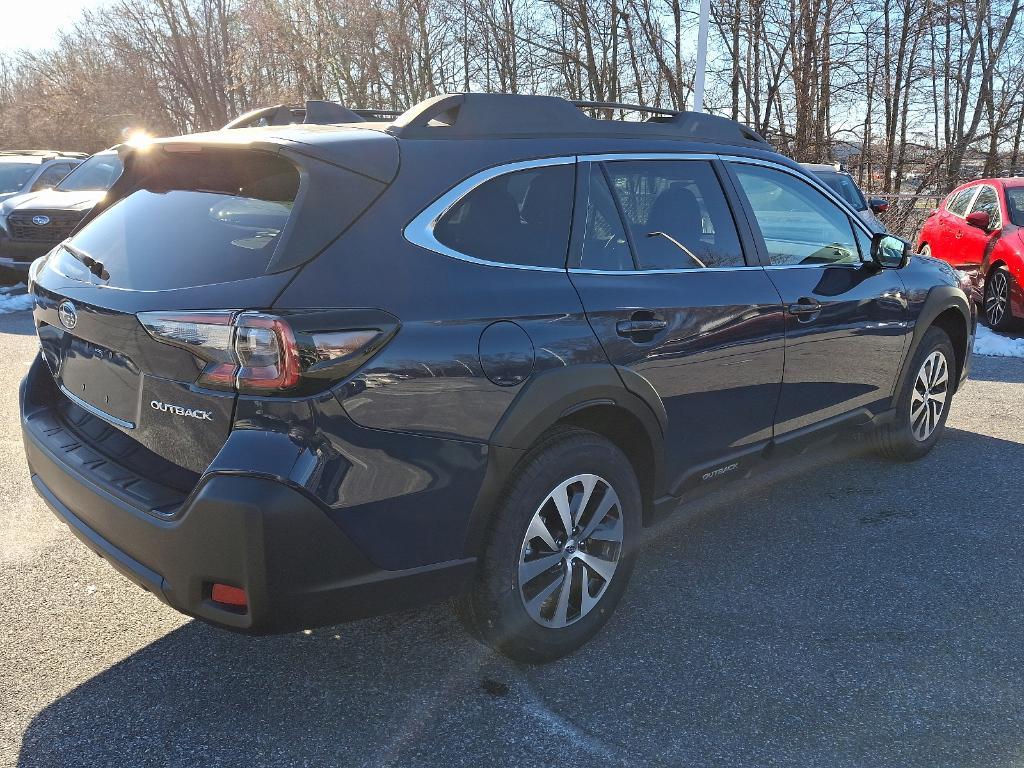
[693,0,711,112]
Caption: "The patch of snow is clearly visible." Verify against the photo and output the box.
[974,324,1024,358]
[0,290,32,313]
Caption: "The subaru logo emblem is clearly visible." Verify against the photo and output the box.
[32,215,50,226]
[57,300,77,330]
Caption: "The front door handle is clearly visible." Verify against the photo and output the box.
[616,318,668,335]
[787,298,822,315]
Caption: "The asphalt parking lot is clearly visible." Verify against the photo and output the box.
[2,307,1024,768]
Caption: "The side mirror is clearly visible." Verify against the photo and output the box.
[966,210,991,230]
[30,182,54,193]
[869,198,889,214]
[870,232,910,269]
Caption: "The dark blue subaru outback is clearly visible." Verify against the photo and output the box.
[20,94,974,661]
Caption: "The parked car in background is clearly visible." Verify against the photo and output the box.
[0,151,87,204]
[0,151,123,275]
[801,163,889,229]
[21,94,973,662]
[917,178,1024,330]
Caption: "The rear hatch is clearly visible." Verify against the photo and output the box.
[30,130,397,476]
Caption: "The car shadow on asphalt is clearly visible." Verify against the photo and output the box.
[968,353,1024,384]
[16,427,1024,768]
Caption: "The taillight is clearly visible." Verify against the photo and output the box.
[138,310,396,394]
[233,313,302,391]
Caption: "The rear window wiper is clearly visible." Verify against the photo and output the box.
[62,243,109,280]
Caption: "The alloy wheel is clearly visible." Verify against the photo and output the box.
[910,350,949,442]
[986,270,1009,327]
[518,474,623,628]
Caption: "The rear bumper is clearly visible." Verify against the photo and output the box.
[21,380,475,633]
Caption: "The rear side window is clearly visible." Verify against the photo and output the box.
[433,164,574,268]
[601,159,744,269]
[947,187,976,216]
[61,150,299,290]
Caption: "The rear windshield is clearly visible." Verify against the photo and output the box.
[814,172,867,211]
[58,150,298,290]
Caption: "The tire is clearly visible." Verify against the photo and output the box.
[984,265,1017,330]
[919,244,931,257]
[457,426,642,663]
[871,326,956,461]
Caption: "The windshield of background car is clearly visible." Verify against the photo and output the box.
[815,172,868,211]
[56,153,123,191]
[0,162,38,194]
[53,149,299,290]
[1004,187,1024,226]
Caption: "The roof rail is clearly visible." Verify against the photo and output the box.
[0,150,88,158]
[223,101,406,130]
[387,93,770,147]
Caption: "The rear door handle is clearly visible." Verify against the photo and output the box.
[616,319,668,335]
[787,299,822,315]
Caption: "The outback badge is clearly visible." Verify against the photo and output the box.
[151,400,214,421]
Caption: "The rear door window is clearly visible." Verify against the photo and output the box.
[601,159,745,270]
[947,187,977,216]
[59,150,299,290]
[433,164,574,269]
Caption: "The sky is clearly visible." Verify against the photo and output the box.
[0,0,101,55]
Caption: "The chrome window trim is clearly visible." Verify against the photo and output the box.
[577,152,720,163]
[570,265,764,275]
[403,156,576,273]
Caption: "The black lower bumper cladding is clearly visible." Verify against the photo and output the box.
[21,373,474,633]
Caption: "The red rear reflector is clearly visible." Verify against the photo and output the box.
[211,583,248,608]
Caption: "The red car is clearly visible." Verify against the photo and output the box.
[917,178,1024,329]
